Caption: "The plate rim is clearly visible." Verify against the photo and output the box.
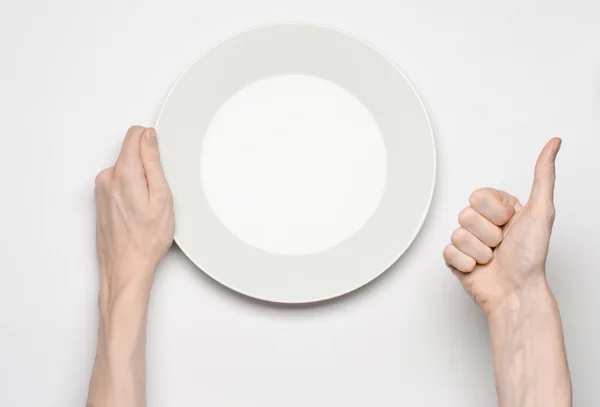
[155,21,437,304]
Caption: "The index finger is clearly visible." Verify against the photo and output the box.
[468,188,520,226]
[116,125,145,170]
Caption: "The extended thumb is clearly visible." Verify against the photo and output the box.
[528,138,562,210]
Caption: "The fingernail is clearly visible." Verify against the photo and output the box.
[145,129,158,146]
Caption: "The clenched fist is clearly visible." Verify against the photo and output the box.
[95,126,174,302]
[444,138,561,315]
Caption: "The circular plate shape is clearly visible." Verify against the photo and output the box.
[156,23,435,304]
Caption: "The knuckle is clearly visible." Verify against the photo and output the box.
[94,173,103,187]
[480,247,494,264]
[484,246,494,262]
[113,165,124,181]
[490,229,503,248]
[468,188,488,207]
[113,162,133,181]
[153,188,169,201]
[443,244,454,260]
[458,207,474,226]
[153,186,173,204]
[451,228,467,246]
[543,205,556,223]
[548,208,556,223]
[464,257,476,273]
[531,201,555,223]
[95,168,112,188]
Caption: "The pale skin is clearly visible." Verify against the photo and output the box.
[88,127,571,406]
[443,138,572,406]
[87,126,174,407]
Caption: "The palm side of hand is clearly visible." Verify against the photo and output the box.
[445,138,561,314]
[495,206,553,277]
[461,206,552,313]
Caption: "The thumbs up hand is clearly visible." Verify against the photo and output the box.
[443,138,561,315]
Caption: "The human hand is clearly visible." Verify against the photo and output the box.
[95,126,174,302]
[443,138,561,315]
[89,126,173,407]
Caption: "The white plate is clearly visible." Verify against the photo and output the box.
[156,23,435,303]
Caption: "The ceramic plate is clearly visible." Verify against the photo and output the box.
[156,23,435,303]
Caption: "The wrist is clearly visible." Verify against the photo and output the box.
[487,273,556,324]
[486,271,571,407]
[99,277,153,315]
[97,279,152,358]
[99,251,158,278]
[98,258,155,318]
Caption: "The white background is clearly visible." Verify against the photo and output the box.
[1,0,599,406]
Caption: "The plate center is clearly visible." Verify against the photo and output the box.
[200,74,387,256]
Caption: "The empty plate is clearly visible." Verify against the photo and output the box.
[156,23,435,303]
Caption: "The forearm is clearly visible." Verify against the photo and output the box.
[87,273,153,407]
[89,125,172,406]
[488,277,571,407]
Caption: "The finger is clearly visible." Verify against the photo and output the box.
[451,227,493,264]
[443,244,476,273]
[94,167,114,190]
[458,206,503,247]
[140,128,169,198]
[469,188,521,226]
[528,138,562,212]
[116,126,145,175]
